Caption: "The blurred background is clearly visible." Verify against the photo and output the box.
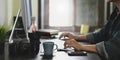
[0,0,114,33]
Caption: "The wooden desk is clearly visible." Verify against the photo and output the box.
[0,38,101,60]
[39,38,101,60]
[0,31,101,60]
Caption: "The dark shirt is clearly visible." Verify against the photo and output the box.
[87,8,120,60]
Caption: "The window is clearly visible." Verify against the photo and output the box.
[39,0,75,31]
[38,0,106,32]
[49,0,74,27]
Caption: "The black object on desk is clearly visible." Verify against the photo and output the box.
[57,49,72,52]
[9,32,40,56]
[57,49,87,56]
[68,51,87,56]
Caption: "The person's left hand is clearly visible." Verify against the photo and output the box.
[64,39,83,51]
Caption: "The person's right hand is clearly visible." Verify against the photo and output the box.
[64,39,83,51]
[59,32,75,39]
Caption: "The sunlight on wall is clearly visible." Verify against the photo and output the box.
[7,0,13,26]
[49,0,74,26]
[0,0,6,25]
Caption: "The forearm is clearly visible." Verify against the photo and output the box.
[74,35,87,41]
[81,45,97,53]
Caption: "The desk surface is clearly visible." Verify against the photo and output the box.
[0,38,101,60]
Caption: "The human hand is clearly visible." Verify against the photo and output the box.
[59,32,75,39]
[64,39,83,51]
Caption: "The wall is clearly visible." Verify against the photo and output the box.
[5,0,38,28]
[75,0,98,26]
[4,0,20,27]
[6,0,13,26]
[0,0,6,25]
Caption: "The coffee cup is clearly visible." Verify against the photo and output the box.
[43,42,58,56]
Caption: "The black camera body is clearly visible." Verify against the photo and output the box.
[9,32,40,56]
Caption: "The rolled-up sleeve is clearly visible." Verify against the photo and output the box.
[86,33,108,60]
[96,42,108,60]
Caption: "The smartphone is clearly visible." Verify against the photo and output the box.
[68,51,87,56]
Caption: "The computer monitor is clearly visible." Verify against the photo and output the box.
[5,0,40,58]
[8,0,32,43]
[6,0,33,58]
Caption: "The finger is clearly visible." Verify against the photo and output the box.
[59,33,66,39]
[64,41,67,48]
[64,44,68,49]
[64,44,73,49]
[59,34,63,39]
[64,40,70,48]
[64,40,71,48]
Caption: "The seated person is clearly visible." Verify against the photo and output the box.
[59,0,120,60]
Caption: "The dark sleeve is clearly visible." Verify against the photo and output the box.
[96,42,108,60]
[86,21,111,43]
[104,31,120,60]
[96,31,120,60]
[86,27,109,43]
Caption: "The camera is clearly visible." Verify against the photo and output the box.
[9,32,40,56]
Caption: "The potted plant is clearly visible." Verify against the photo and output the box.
[0,25,9,54]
